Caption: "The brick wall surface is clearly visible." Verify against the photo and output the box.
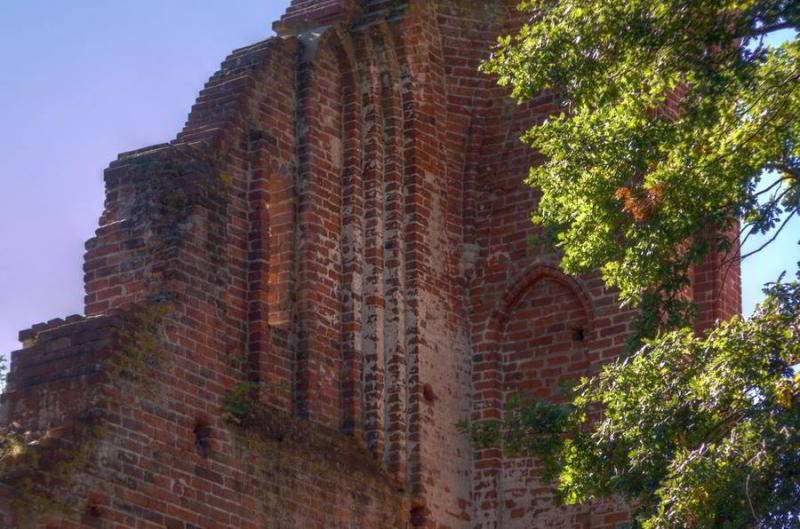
[0,1,741,529]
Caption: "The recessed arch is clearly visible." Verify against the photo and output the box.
[489,262,594,337]
[472,262,597,529]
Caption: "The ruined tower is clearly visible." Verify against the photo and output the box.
[0,1,741,528]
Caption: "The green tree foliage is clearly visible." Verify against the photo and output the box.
[460,1,800,527]
[483,0,799,331]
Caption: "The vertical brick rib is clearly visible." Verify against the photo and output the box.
[293,32,345,426]
[373,21,408,479]
[229,39,299,413]
[393,14,422,499]
[246,131,272,387]
[335,27,366,437]
[465,116,503,529]
[392,1,457,499]
[357,31,387,460]
[293,38,315,421]
[261,45,301,413]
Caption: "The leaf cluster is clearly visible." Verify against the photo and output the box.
[483,0,799,331]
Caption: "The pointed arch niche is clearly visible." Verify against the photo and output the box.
[472,263,596,529]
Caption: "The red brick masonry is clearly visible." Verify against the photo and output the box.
[0,1,740,528]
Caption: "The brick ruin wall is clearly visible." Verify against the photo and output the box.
[0,1,741,529]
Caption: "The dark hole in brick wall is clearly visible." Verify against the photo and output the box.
[410,506,427,527]
[82,504,104,527]
[422,383,436,403]
[194,421,211,458]
[572,327,585,341]
[248,128,277,146]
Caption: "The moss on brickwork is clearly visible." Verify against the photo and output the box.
[223,382,390,475]
[111,302,171,385]
[222,381,263,425]
[0,413,103,528]
[222,382,408,528]
[0,304,170,527]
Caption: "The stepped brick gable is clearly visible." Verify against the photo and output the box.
[0,1,741,528]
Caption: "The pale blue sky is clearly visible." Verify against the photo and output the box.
[0,3,797,365]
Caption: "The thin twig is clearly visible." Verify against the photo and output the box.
[740,209,798,261]
[746,474,757,523]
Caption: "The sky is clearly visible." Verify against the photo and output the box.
[0,3,797,367]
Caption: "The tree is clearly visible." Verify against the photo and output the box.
[461,1,800,527]
[485,0,798,334]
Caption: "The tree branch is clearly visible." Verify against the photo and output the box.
[749,175,791,200]
[744,22,798,39]
[740,209,798,261]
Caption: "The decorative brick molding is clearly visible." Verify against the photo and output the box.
[273,0,364,35]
